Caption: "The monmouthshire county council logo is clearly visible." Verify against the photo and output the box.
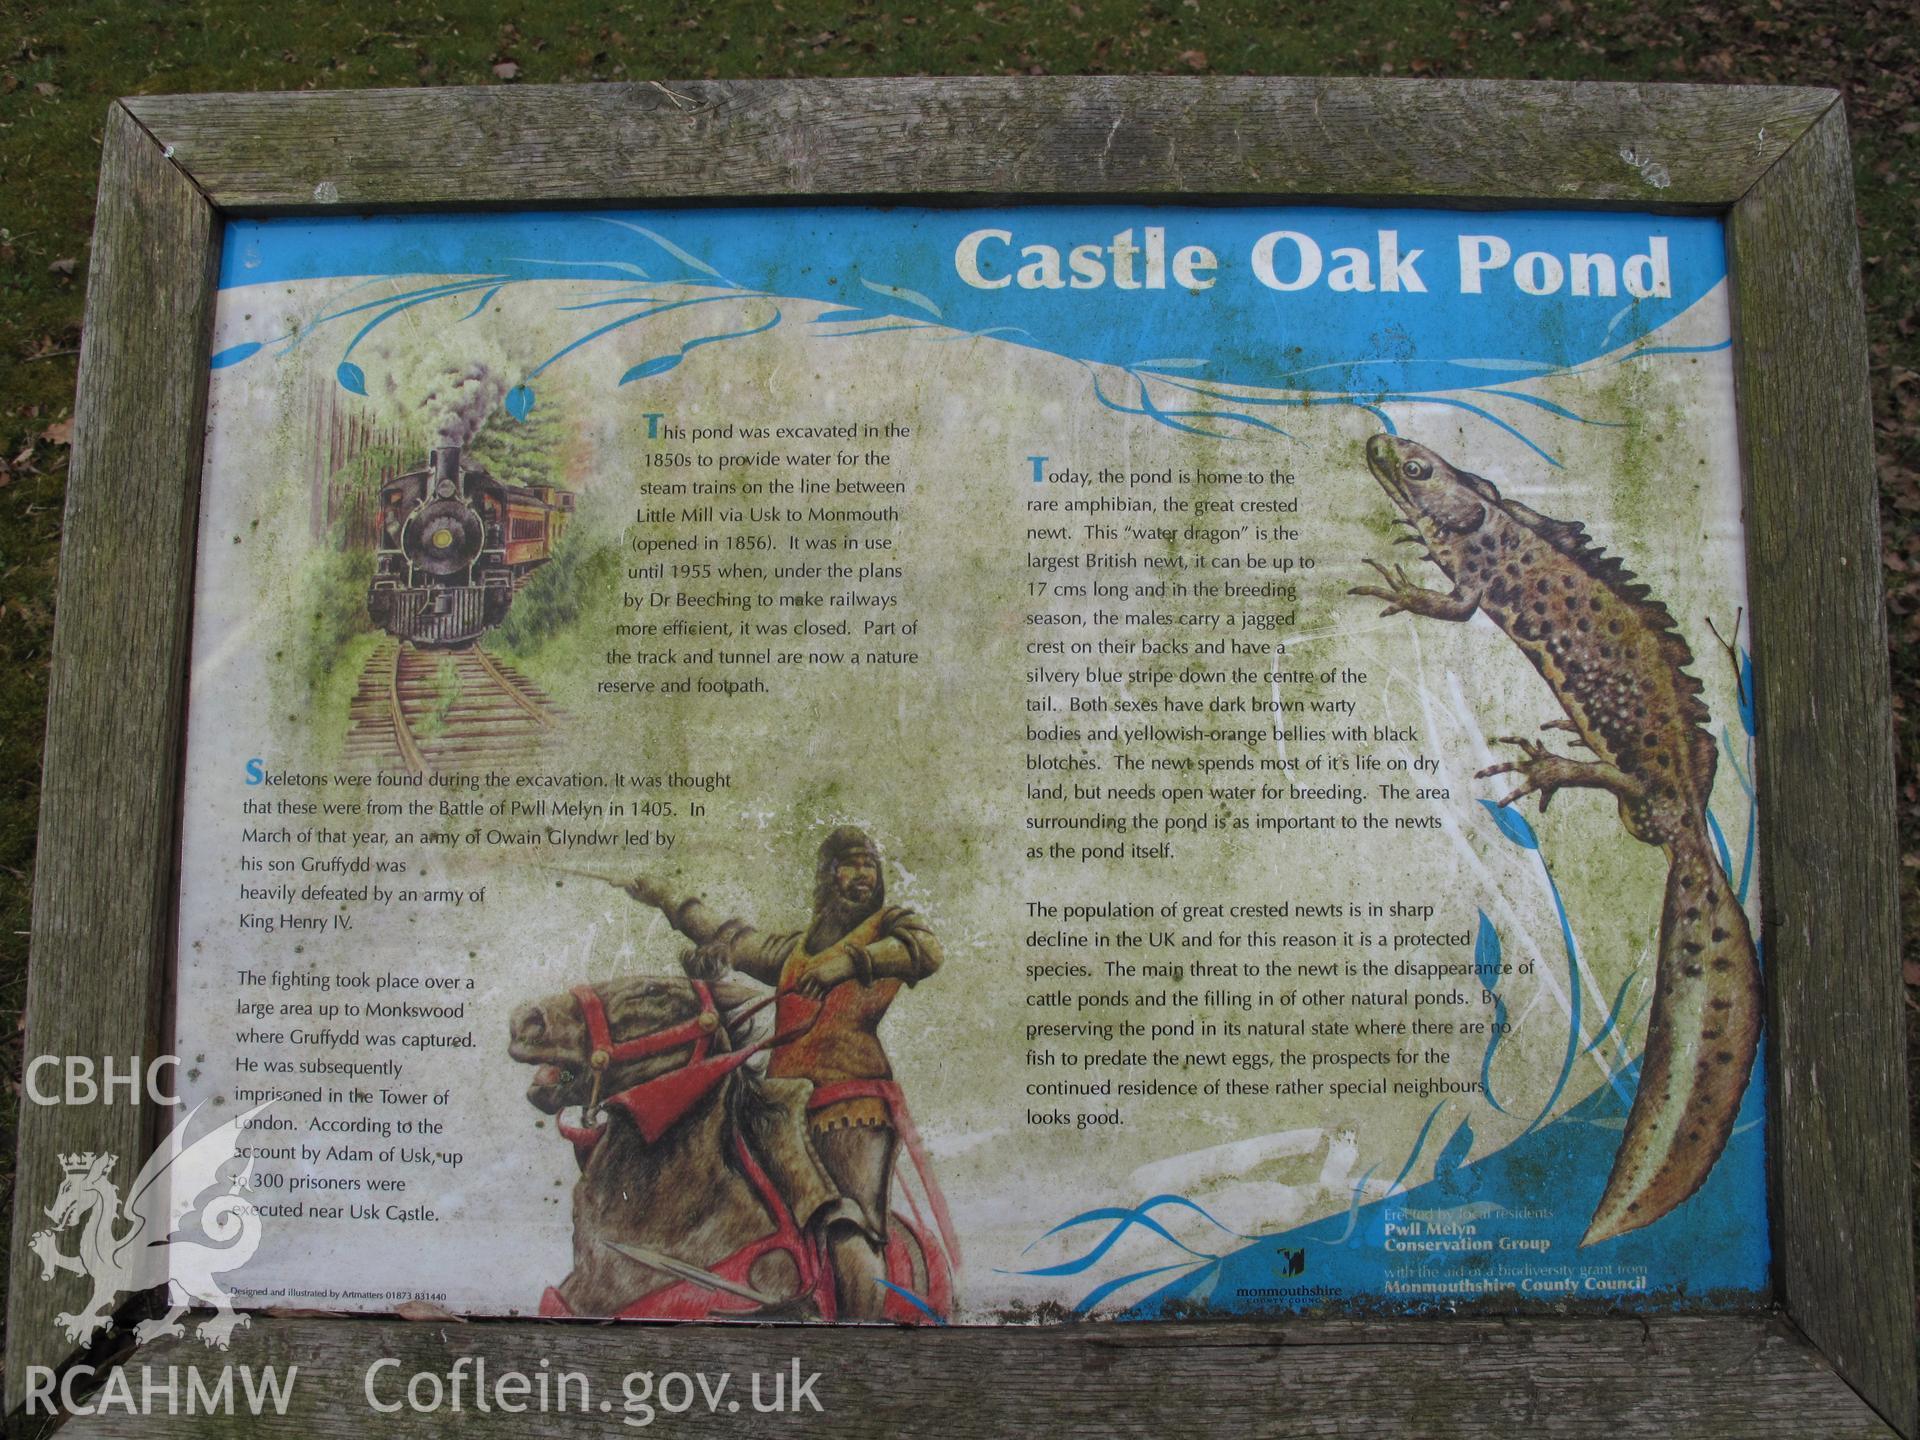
[30,1103,270,1349]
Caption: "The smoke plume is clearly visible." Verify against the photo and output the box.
[358,316,531,449]
[426,361,510,447]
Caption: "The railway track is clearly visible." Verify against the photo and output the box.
[346,639,564,775]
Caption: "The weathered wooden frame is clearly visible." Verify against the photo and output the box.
[8,78,1910,1437]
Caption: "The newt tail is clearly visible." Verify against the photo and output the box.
[1353,433,1760,1245]
[1586,825,1759,1243]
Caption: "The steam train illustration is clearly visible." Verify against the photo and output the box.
[368,443,575,648]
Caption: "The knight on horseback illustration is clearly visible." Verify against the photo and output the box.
[510,826,955,1323]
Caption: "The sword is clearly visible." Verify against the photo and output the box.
[542,864,633,890]
[542,866,683,917]
[597,1238,782,1308]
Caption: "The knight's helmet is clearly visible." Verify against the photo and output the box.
[813,825,884,914]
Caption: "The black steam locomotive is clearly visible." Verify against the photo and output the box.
[367,443,575,648]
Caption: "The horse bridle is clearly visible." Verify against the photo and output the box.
[560,980,813,1153]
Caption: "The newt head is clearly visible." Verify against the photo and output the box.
[1365,433,1494,538]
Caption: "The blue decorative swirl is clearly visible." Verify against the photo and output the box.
[1313,1163,1380,1246]
[1076,1260,1209,1315]
[1433,1117,1475,1182]
[1472,909,1503,991]
[1004,1195,1247,1279]
[1480,996,1511,1115]
[1521,849,1586,1134]
[530,295,767,381]
[1478,797,1539,851]
[210,341,264,369]
[1736,648,1756,739]
[816,322,941,339]
[1472,911,1511,1113]
[1601,338,1732,367]
[873,1279,947,1324]
[1706,810,1734,878]
[456,284,505,322]
[619,309,783,386]
[1583,973,1638,1058]
[1389,1102,1448,1194]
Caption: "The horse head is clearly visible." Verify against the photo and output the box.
[509,975,769,1141]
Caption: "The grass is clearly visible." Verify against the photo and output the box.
[1,0,1915,1349]
[417,655,462,741]
[314,629,386,766]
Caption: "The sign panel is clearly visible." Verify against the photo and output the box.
[171,204,1765,1322]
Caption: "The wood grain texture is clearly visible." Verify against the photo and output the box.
[49,1315,1894,1438]
[124,77,1834,212]
[3,104,217,1411]
[1729,103,1918,1438]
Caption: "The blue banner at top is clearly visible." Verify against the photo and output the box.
[220,206,1725,399]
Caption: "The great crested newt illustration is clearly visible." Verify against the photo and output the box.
[1352,433,1760,1246]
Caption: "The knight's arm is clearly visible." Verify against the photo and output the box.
[624,876,789,983]
[848,909,942,986]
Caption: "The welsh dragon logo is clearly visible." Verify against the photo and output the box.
[30,1103,269,1349]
